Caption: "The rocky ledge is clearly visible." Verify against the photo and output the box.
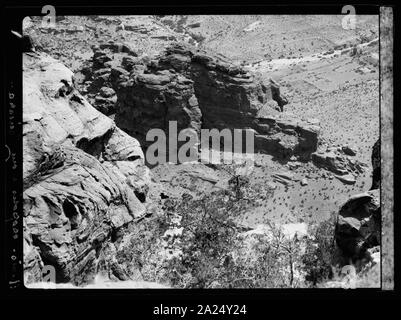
[311,144,368,184]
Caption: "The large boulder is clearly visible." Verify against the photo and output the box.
[335,190,380,261]
[311,145,367,180]
[23,52,152,285]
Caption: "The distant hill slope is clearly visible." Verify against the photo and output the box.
[24,15,378,71]
[157,15,379,63]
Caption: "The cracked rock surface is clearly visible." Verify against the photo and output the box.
[23,52,152,285]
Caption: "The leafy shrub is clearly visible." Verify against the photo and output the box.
[118,174,342,288]
[160,183,306,288]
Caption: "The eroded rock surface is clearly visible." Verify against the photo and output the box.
[23,52,152,285]
[311,144,368,183]
[78,42,320,160]
[334,140,381,262]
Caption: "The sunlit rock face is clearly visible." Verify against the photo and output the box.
[23,52,152,285]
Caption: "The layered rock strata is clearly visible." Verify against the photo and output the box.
[78,42,319,160]
[23,52,152,285]
[311,145,368,184]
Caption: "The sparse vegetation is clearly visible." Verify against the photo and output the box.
[116,180,353,288]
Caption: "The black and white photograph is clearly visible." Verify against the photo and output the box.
[2,3,396,301]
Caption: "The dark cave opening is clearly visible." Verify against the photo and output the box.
[62,199,80,230]
[134,190,146,203]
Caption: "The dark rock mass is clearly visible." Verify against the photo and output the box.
[335,190,380,261]
[335,140,381,262]
[77,42,320,160]
[371,139,380,190]
[310,143,369,183]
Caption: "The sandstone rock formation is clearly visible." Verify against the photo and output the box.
[75,42,139,115]
[116,68,202,148]
[23,52,152,285]
[311,144,367,183]
[154,44,281,127]
[77,42,319,160]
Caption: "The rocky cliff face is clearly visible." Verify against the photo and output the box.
[78,42,319,160]
[153,43,283,128]
[23,52,152,285]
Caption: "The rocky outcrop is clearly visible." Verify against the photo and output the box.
[23,52,152,285]
[335,190,380,261]
[75,42,139,115]
[253,113,320,160]
[155,44,317,159]
[154,44,282,127]
[311,145,367,183]
[77,42,319,160]
[335,140,381,262]
[116,69,202,148]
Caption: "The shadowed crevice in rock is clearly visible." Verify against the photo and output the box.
[134,190,147,203]
[62,198,81,230]
[370,139,380,190]
[269,79,288,111]
[76,128,114,158]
